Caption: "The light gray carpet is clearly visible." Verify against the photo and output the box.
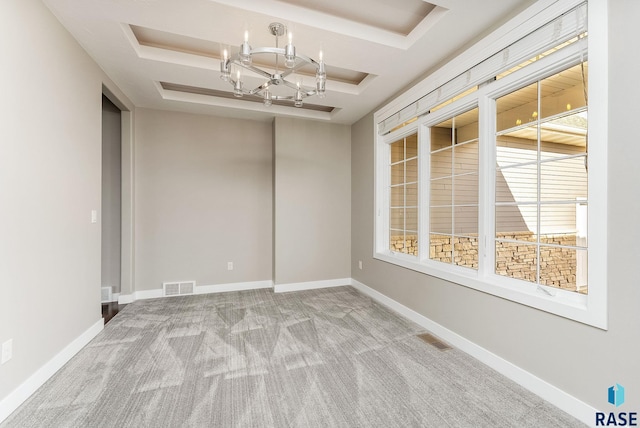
[2,286,585,427]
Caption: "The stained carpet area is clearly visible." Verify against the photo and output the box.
[2,287,585,427]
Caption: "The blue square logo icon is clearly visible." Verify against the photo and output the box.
[608,384,625,407]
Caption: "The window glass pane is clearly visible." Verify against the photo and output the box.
[454,173,478,205]
[496,82,538,133]
[406,158,418,183]
[388,132,418,258]
[575,200,588,248]
[455,141,478,173]
[454,236,478,269]
[431,120,452,151]
[391,140,404,163]
[390,185,404,207]
[540,132,586,159]
[540,62,588,120]
[495,241,537,283]
[390,208,404,230]
[390,232,405,252]
[496,204,537,238]
[496,130,538,167]
[405,208,418,231]
[540,157,587,201]
[456,107,479,143]
[430,207,452,234]
[430,178,452,206]
[406,183,418,207]
[454,206,478,235]
[496,164,538,203]
[539,246,587,293]
[540,203,577,237]
[402,234,418,255]
[430,234,452,263]
[431,148,452,178]
[540,112,587,159]
[391,162,404,185]
[406,134,418,158]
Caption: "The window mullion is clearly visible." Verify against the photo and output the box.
[478,95,494,279]
[451,117,456,265]
[536,80,542,286]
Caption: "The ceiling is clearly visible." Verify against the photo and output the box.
[42,0,536,125]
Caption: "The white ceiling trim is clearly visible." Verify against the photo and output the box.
[209,0,448,49]
[155,81,335,121]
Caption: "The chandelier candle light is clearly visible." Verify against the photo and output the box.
[220,23,326,107]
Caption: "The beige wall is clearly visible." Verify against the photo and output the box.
[352,0,640,411]
[0,0,104,402]
[134,109,273,290]
[274,117,351,284]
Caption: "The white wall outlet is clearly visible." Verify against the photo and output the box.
[91,210,98,223]
[227,261,233,271]
[358,260,363,270]
[1,339,13,364]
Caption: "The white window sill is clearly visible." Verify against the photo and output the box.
[374,250,604,329]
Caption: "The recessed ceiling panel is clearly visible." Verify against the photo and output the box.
[277,0,437,36]
[131,25,369,85]
[160,82,335,112]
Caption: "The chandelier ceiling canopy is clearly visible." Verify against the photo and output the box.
[219,22,326,108]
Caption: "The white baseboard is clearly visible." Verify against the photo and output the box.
[349,279,597,426]
[118,280,274,304]
[273,278,351,293]
[0,319,104,424]
[118,293,134,304]
[196,280,273,294]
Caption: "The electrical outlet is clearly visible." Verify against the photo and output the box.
[1,339,13,364]
[358,260,363,270]
[91,210,98,224]
[227,262,233,271]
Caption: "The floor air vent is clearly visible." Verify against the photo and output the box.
[417,332,452,351]
[163,281,195,297]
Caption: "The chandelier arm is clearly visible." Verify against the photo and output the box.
[280,79,316,96]
[271,95,295,101]
[249,47,286,56]
[277,60,312,79]
[247,81,272,96]
[230,60,273,79]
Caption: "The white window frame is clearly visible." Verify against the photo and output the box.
[421,96,482,275]
[379,123,421,262]
[373,0,607,329]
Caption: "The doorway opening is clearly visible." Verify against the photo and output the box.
[101,94,122,323]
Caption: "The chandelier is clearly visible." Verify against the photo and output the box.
[219,22,326,108]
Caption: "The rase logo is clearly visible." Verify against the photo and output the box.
[596,384,637,426]
[610,384,626,407]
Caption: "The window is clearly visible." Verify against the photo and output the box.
[429,108,479,269]
[494,63,588,293]
[374,1,607,328]
[389,132,418,256]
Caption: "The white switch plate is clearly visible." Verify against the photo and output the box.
[358,260,363,270]
[91,210,98,223]
[227,262,233,271]
[1,339,13,364]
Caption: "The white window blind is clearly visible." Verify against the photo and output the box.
[378,2,587,136]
